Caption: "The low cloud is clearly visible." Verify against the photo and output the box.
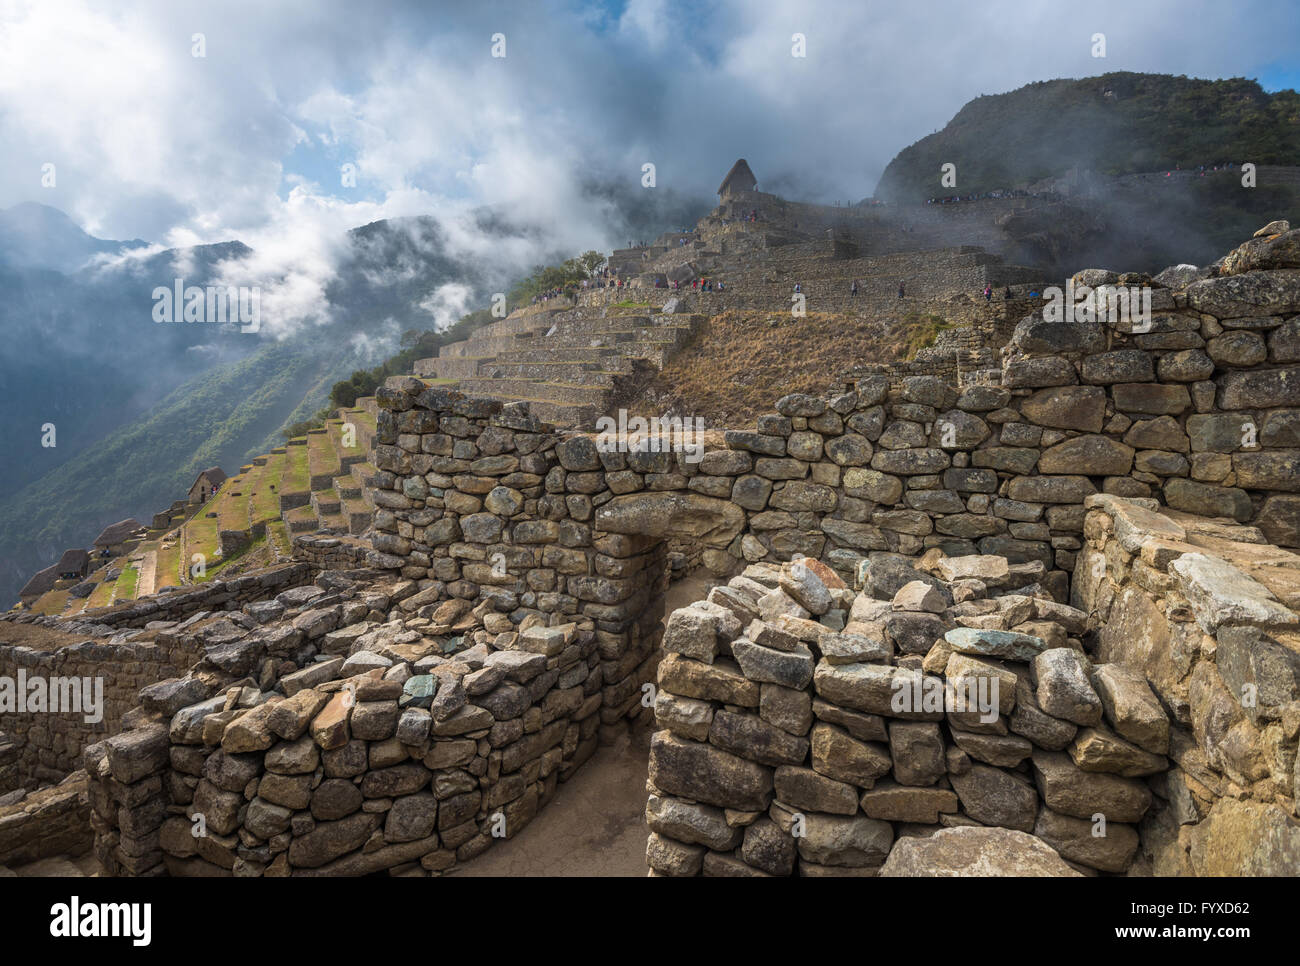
[1,0,1295,316]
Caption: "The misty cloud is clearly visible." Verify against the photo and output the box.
[1,0,1296,333]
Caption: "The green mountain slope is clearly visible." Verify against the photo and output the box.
[876,73,1300,202]
[0,336,365,604]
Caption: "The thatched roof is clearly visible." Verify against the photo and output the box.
[20,564,60,598]
[718,159,757,197]
[57,548,89,575]
[94,518,144,547]
[192,466,227,490]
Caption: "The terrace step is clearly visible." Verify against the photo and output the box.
[316,511,350,535]
[334,475,363,500]
[312,488,341,516]
[284,504,319,533]
[458,378,612,407]
[340,496,373,535]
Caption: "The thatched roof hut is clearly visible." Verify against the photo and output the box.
[718,159,757,199]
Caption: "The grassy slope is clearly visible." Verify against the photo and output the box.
[0,337,363,605]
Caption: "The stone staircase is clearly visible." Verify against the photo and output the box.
[412,221,1049,431]
[416,305,706,427]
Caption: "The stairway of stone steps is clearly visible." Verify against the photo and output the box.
[419,305,706,429]
[411,233,1051,432]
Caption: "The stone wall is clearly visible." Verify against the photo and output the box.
[643,553,1168,876]
[0,772,91,867]
[369,258,1299,615]
[0,563,316,792]
[368,386,668,743]
[360,257,1299,796]
[83,572,612,877]
[2,562,315,633]
[1073,495,1300,874]
[0,634,200,791]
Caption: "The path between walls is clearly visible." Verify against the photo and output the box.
[449,574,717,876]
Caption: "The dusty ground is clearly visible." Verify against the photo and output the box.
[2,853,99,877]
[450,717,655,877]
[0,621,92,651]
[452,573,719,877]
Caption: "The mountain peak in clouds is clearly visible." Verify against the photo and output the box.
[0,201,149,274]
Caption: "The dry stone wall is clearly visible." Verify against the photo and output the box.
[1073,495,1300,875]
[51,224,1300,877]
[643,552,1169,876]
[0,564,315,792]
[0,635,202,791]
[363,248,1300,775]
[83,572,609,877]
[0,772,91,867]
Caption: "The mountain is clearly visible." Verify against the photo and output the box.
[871,73,1300,273]
[0,210,532,606]
[875,73,1300,202]
[0,202,148,273]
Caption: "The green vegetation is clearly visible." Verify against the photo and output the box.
[88,574,118,608]
[506,251,606,309]
[326,309,496,410]
[283,442,310,495]
[902,313,954,359]
[114,565,138,599]
[199,535,264,583]
[249,454,286,529]
[0,337,368,607]
[267,520,292,558]
[154,539,182,591]
[877,73,1300,202]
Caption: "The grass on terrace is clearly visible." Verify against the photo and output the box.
[267,520,292,557]
[215,465,261,535]
[282,440,311,495]
[32,589,70,616]
[114,564,139,599]
[307,430,342,481]
[250,453,287,528]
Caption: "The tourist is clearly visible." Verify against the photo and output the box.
[984,284,992,301]
[898,282,905,298]
[850,281,858,297]
[1004,286,1012,299]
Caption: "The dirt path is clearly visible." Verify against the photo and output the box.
[135,549,158,598]
[449,572,720,877]
[450,718,654,877]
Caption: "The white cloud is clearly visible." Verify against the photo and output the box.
[0,0,1294,294]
